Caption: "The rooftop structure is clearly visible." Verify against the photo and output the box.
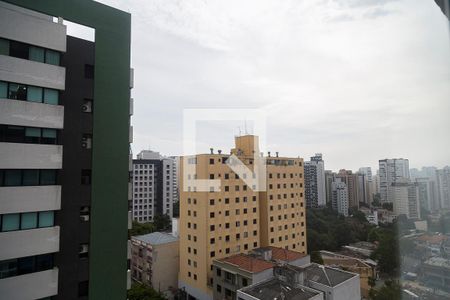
[238,278,323,300]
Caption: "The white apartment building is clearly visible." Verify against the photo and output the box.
[436,167,450,209]
[332,178,349,217]
[304,153,326,208]
[389,179,420,219]
[132,150,178,222]
[379,158,410,203]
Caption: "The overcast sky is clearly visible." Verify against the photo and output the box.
[92,0,449,172]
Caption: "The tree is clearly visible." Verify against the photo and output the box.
[127,283,166,300]
[129,221,155,237]
[154,214,171,231]
[371,229,399,276]
[369,280,401,300]
[352,210,369,224]
[372,193,381,207]
[310,251,324,264]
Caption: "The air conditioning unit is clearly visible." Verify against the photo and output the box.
[82,100,92,113]
[82,136,92,149]
[79,244,89,254]
[80,215,90,222]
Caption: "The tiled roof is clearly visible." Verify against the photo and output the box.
[219,254,274,273]
[417,234,447,244]
[266,246,307,262]
[133,232,178,245]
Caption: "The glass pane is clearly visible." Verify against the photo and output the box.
[26,86,42,102]
[0,259,17,279]
[40,170,56,185]
[25,127,40,137]
[5,126,24,143]
[2,214,20,231]
[23,170,39,186]
[36,254,53,272]
[0,81,7,99]
[42,129,56,138]
[4,170,21,186]
[17,256,34,275]
[43,89,58,105]
[0,38,9,56]
[29,46,44,63]
[8,83,27,100]
[21,212,37,229]
[45,50,60,65]
[38,211,54,227]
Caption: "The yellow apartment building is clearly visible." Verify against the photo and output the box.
[178,135,307,300]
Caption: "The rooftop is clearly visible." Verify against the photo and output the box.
[239,278,322,300]
[255,246,308,262]
[304,263,357,287]
[416,234,448,245]
[219,254,274,273]
[424,257,450,269]
[133,232,178,245]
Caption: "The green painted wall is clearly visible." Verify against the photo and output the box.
[4,1,131,299]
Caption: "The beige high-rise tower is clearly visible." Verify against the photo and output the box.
[178,135,307,300]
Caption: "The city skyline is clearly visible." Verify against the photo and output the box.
[84,0,450,172]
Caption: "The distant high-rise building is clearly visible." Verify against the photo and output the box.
[389,179,420,219]
[332,178,349,217]
[356,173,371,205]
[0,1,132,299]
[324,170,335,205]
[436,167,450,209]
[434,0,450,19]
[178,135,307,300]
[379,158,410,203]
[358,167,373,182]
[336,169,359,209]
[132,150,178,222]
[415,177,438,212]
[304,153,326,208]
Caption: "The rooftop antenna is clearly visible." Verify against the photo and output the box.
[244,119,248,135]
[238,126,242,136]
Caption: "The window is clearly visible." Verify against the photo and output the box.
[43,89,59,105]
[1,214,20,231]
[216,284,222,293]
[40,170,57,185]
[209,158,214,165]
[210,251,215,258]
[242,278,248,286]
[85,64,95,79]
[27,86,42,102]
[29,46,45,62]
[81,170,92,185]
[0,38,9,55]
[79,244,89,259]
[0,81,7,98]
[8,83,27,100]
[78,281,89,297]
[0,254,53,280]
[45,50,60,65]
[21,213,37,229]
[9,41,28,59]
[38,211,54,228]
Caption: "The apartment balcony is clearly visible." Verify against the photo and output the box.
[0,55,65,90]
[0,99,64,129]
[0,143,62,169]
[130,98,134,115]
[127,269,131,290]
[0,226,60,261]
[0,185,61,214]
[0,268,58,300]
